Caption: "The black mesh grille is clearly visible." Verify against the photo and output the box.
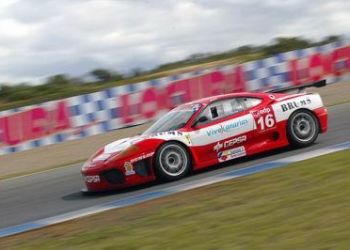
[101,169,125,184]
[134,160,151,176]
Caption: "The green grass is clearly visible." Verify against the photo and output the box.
[1,150,350,249]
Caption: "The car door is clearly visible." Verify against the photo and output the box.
[247,97,278,135]
[189,98,255,165]
[246,97,279,151]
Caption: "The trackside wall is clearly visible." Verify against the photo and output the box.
[0,41,350,154]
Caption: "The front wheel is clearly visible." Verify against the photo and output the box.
[155,142,191,181]
[287,110,319,147]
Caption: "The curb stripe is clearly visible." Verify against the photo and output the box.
[1,141,350,238]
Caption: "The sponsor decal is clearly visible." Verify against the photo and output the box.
[252,106,276,132]
[213,135,247,152]
[223,135,247,149]
[217,146,246,162]
[281,98,312,112]
[153,131,183,137]
[124,162,136,176]
[130,152,155,163]
[252,107,271,118]
[214,141,223,152]
[184,134,192,145]
[84,175,100,183]
[206,119,248,137]
[167,131,176,135]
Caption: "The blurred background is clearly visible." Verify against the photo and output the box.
[0,0,349,110]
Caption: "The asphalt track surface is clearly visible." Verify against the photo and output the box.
[1,103,349,229]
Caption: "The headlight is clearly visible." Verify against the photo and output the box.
[93,153,112,161]
[83,148,110,169]
[82,161,93,169]
[89,148,104,161]
[114,145,140,158]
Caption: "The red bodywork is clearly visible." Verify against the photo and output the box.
[81,92,328,192]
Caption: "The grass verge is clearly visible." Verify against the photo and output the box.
[1,149,350,249]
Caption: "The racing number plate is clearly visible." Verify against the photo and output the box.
[251,106,277,133]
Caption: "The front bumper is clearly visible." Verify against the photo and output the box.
[81,158,156,192]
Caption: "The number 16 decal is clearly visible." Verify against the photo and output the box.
[257,114,275,130]
[252,106,276,132]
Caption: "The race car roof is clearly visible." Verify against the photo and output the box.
[180,92,278,107]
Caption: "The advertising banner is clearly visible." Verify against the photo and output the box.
[0,40,349,154]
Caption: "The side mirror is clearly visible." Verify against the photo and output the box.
[192,116,208,127]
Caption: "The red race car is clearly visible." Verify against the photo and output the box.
[81,80,328,192]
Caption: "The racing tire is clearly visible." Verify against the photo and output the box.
[155,142,191,181]
[287,110,319,147]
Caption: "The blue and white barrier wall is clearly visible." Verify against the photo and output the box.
[0,40,350,154]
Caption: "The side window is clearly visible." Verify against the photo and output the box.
[239,97,262,109]
[228,98,245,115]
[202,102,224,122]
[195,98,247,126]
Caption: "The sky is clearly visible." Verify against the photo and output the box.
[0,0,349,85]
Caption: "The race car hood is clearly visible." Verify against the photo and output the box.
[104,136,143,154]
[86,130,191,166]
[103,130,191,155]
[86,136,146,165]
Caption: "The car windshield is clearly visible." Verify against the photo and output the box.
[143,104,201,135]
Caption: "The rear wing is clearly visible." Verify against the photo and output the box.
[267,80,326,93]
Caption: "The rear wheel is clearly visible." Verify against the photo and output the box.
[155,142,191,181]
[287,110,319,147]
